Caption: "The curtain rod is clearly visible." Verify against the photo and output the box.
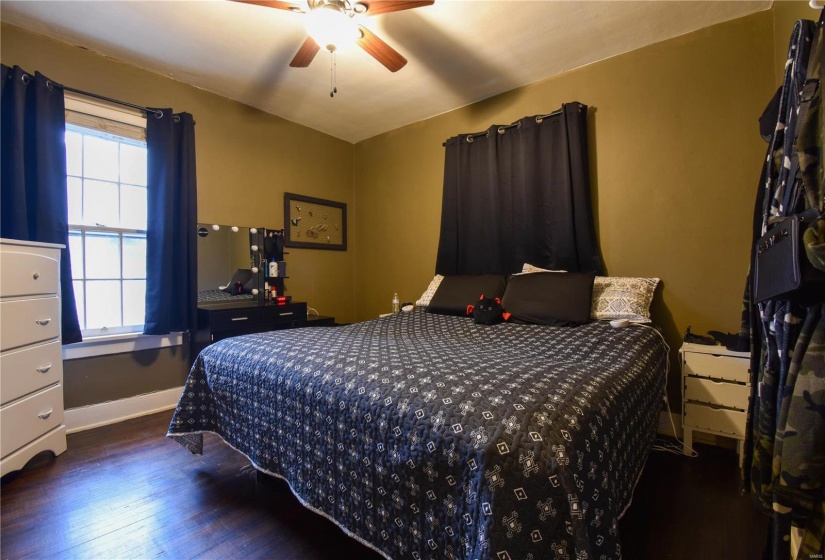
[441,105,575,147]
[59,84,164,119]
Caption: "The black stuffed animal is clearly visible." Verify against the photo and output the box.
[467,294,510,325]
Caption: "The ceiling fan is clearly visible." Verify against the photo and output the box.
[234,0,434,73]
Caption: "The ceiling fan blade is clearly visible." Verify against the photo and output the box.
[362,0,434,16]
[356,25,407,72]
[290,36,321,67]
[231,0,306,13]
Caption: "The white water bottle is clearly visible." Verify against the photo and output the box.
[392,292,400,314]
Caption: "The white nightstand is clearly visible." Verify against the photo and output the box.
[680,342,751,466]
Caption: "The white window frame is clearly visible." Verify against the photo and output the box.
[62,94,183,360]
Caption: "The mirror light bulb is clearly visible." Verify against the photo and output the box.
[212,224,220,231]
[231,226,239,232]
[250,228,257,234]
[251,245,258,252]
[251,267,259,273]
[251,289,259,295]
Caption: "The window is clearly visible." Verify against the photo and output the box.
[65,97,148,337]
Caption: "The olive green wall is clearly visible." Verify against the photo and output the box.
[353,11,776,408]
[1,23,356,407]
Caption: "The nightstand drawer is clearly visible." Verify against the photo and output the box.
[0,249,59,297]
[0,297,60,352]
[1,384,63,457]
[684,403,746,437]
[0,341,63,405]
[684,352,749,383]
[684,377,749,411]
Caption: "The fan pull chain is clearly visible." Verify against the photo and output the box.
[329,48,338,98]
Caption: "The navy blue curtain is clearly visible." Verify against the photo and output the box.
[143,109,197,335]
[435,102,602,276]
[0,64,82,344]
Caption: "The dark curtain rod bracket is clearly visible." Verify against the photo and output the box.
[441,104,582,147]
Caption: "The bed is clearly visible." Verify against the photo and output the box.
[168,308,667,560]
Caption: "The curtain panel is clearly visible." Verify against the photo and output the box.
[435,102,602,276]
[0,64,83,344]
[143,110,198,336]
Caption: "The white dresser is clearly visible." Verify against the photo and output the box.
[681,342,751,465]
[1,238,67,476]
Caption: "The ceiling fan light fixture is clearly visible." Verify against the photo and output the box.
[305,5,360,51]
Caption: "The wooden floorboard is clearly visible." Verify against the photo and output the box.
[1,411,768,559]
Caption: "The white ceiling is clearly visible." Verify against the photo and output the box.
[1,0,770,144]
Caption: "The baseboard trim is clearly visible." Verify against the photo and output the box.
[65,386,183,434]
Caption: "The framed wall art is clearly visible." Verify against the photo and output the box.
[284,192,347,251]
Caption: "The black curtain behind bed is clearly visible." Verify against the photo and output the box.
[435,102,602,276]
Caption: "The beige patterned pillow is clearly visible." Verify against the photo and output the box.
[591,276,659,323]
[519,263,567,274]
[416,275,444,307]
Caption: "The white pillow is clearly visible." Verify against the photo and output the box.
[591,276,659,323]
[416,275,444,307]
[520,264,658,323]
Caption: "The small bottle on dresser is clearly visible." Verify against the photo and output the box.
[392,292,400,314]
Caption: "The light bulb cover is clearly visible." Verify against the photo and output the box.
[306,7,359,49]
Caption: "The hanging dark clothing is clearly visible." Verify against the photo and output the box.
[0,64,83,344]
[744,13,825,559]
[435,102,602,276]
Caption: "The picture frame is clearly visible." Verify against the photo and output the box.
[283,192,347,251]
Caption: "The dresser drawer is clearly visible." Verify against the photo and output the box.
[683,352,749,384]
[684,377,749,411]
[1,384,63,457]
[0,297,60,352]
[684,403,746,438]
[0,341,62,405]
[0,249,59,297]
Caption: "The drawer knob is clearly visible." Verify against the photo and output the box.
[231,317,249,322]
[36,363,52,374]
[37,409,53,420]
[279,312,294,317]
[35,317,51,326]
[33,272,40,280]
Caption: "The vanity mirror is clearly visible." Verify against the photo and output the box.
[196,223,260,304]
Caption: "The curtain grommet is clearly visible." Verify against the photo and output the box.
[21,74,30,85]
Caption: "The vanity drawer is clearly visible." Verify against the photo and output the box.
[1,384,63,458]
[208,306,266,332]
[0,297,60,352]
[684,377,749,411]
[264,302,307,325]
[0,249,59,297]
[0,341,62,405]
[684,403,746,438]
[683,352,749,384]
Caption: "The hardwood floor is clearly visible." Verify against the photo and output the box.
[1,412,768,559]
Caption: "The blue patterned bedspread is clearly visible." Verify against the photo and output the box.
[168,309,667,560]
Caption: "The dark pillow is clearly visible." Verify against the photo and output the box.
[427,274,507,316]
[501,271,595,325]
[221,268,254,295]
